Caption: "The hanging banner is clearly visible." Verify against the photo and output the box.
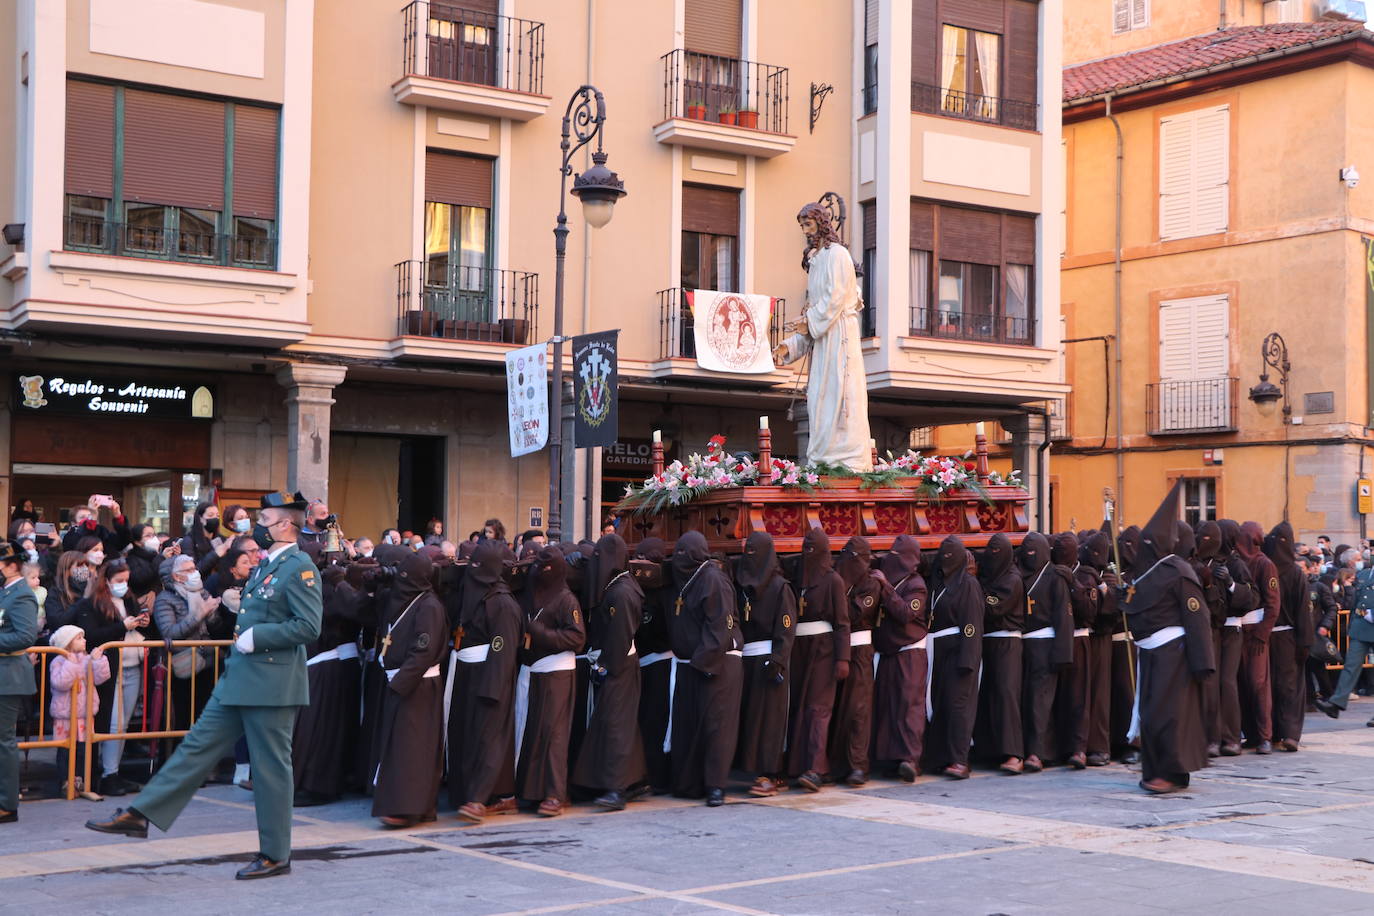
[506,342,548,457]
[572,330,619,448]
[690,290,777,374]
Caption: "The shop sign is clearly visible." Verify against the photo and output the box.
[604,439,657,475]
[16,373,214,420]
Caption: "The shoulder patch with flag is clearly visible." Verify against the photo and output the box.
[301,568,316,587]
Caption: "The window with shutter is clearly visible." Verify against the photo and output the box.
[684,0,741,58]
[1158,105,1229,241]
[1157,295,1230,431]
[1113,0,1149,33]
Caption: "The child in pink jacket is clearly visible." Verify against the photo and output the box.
[49,625,110,799]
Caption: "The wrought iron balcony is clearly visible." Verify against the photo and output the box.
[909,305,1034,346]
[401,1,543,93]
[63,216,277,270]
[910,82,1038,131]
[395,260,538,344]
[1147,378,1238,435]
[661,49,789,133]
[657,288,785,362]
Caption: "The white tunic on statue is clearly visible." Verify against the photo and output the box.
[778,241,872,471]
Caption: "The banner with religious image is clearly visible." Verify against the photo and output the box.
[506,342,548,457]
[690,290,776,374]
[572,330,619,448]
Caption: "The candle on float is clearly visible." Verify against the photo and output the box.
[652,430,662,443]
[760,416,769,430]
[975,421,986,437]
[868,438,877,450]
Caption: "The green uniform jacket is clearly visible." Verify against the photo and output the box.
[0,579,39,696]
[218,544,322,707]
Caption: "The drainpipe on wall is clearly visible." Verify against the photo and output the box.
[1106,94,1126,519]
[1219,0,1227,30]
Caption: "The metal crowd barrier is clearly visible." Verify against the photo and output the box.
[1326,609,1374,672]
[18,646,82,801]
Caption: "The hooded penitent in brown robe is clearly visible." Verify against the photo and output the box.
[1078,531,1116,766]
[632,537,673,792]
[1110,525,1141,759]
[515,547,585,814]
[1018,531,1072,769]
[786,528,851,786]
[572,534,647,806]
[871,534,929,780]
[1052,531,1093,766]
[1124,483,1214,793]
[371,552,448,823]
[974,533,1025,769]
[451,541,523,820]
[829,536,880,784]
[1262,521,1312,750]
[733,531,796,795]
[920,536,983,776]
[1207,520,1259,755]
[1236,520,1278,750]
[667,531,743,802]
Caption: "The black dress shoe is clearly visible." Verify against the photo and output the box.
[1205,744,1220,759]
[845,769,867,787]
[292,790,335,808]
[594,791,626,811]
[1256,740,1273,755]
[1085,752,1110,767]
[236,854,291,880]
[99,774,136,797]
[85,807,148,838]
[625,783,652,802]
[1219,743,1242,756]
[897,761,918,782]
[1314,698,1341,719]
[0,810,16,824]
[705,788,725,807]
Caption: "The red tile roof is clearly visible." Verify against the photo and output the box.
[1064,21,1367,103]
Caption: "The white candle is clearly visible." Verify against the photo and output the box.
[760,416,769,430]
[869,438,877,449]
[976,421,986,437]
[652,430,662,443]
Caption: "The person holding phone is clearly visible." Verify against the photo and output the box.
[62,499,131,556]
[72,560,153,796]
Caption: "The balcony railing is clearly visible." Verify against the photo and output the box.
[661,49,789,134]
[401,1,544,95]
[63,217,277,270]
[1147,378,1238,435]
[911,82,1039,131]
[658,288,785,362]
[909,306,1034,346]
[396,261,537,344]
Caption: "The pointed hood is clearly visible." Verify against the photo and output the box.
[880,534,922,584]
[1173,520,1196,560]
[1118,526,1140,569]
[735,531,780,591]
[589,533,629,605]
[1016,531,1050,577]
[1133,482,1182,576]
[672,531,710,587]
[1195,521,1222,561]
[798,527,834,588]
[1078,531,1111,571]
[1262,521,1296,572]
[836,536,873,589]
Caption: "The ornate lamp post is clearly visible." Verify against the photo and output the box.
[547,86,626,543]
[1247,331,1291,422]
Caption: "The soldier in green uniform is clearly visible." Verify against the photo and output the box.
[0,543,40,823]
[86,492,322,879]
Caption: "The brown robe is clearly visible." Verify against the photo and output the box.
[1018,532,1073,762]
[829,536,879,778]
[1263,522,1312,745]
[974,533,1024,761]
[632,538,674,792]
[1237,520,1278,745]
[872,534,929,770]
[733,532,796,777]
[921,536,983,772]
[786,527,851,778]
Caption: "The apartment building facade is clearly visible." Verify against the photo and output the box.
[1,0,1062,541]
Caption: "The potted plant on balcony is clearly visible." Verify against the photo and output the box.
[686,99,708,120]
[718,106,737,126]
[737,107,759,129]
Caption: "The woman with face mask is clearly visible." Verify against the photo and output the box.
[154,554,225,740]
[179,502,225,567]
[44,543,100,634]
[71,560,153,796]
[125,524,169,605]
[222,505,252,536]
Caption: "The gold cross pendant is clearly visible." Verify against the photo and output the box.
[381,634,393,652]
[1126,585,1136,602]
[1027,598,1035,616]
[799,596,807,618]
[675,596,683,616]
[524,633,531,650]
[744,599,752,622]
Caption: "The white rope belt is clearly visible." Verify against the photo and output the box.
[1024,628,1056,639]
[899,637,927,651]
[985,630,1021,639]
[456,644,490,663]
[526,650,577,674]
[639,650,674,667]
[742,640,772,657]
[1135,626,1185,651]
[1072,628,1091,638]
[385,663,440,681]
[795,621,834,637]
[850,629,872,647]
[1271,625,1293,632]
[1224,617,1244,627]
[1240,609,1264,625]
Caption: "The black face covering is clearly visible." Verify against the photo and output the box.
[979,533,1013,584]
[393,552,435,601]
[589,533,629,605]
[798,527,834,588]
[1050,531,1079,567]
[672,531,710,588]
[835,536,872,589]
[1263,521,1296,572]
[1195,521,1222,561]
[530,547,569,608]
[635,537,668,564]
[1017,532,1050,576]
[735,531,779,591]
[880,534,922,583]
[1173,521,1196,560]
[1118,526,1140,569]
[938,535,968,580]
[1078,531,1111,570]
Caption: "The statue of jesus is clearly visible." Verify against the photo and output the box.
[772,203,873,472]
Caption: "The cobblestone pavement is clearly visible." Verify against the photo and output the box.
[3,705,1374,914]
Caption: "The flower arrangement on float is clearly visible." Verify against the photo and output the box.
[617,435,1022,514]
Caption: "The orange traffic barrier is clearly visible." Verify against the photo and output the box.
[18,646,81,801]
[1326,609,1374,672]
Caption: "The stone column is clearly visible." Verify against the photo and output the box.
[1002,412,1051,531]
[275,363,348,503]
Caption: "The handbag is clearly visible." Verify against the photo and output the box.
[167,639,207,679]
[1312,631,1342,666]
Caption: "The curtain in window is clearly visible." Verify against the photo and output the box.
[972,31,1000,118]
[1005,264,1029,340]
[910,250,931,331]
[940,26,963,113]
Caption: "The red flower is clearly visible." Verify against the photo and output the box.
[963,461,977,472]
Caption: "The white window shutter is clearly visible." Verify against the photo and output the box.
[1192,105,1230,235]
[1132,0,1150,29]
[1158,300,1195,381]
[1113,0,1131,32]
[1192,295,1230,378]
[1158,115,1194,240]
[1158,295,1230,431]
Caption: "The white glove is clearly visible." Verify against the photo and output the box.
[235,628,255,654]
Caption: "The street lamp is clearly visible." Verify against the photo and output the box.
[548,85,627,544]
[1248,331,1291,422]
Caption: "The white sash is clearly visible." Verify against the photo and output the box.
[726,649,743,657]
[984,630,1021,639]
[307,643,360,666]
[742,640,772,657]
[1223,616,1244,627]
[528,650,577,674]
[1271,624,1293,632]
[1073,628,1091,638]
[385,663,439,682]
[663,658,687,754]
[1240,609,1264,625]
[639,650,674,667]
[1024,628,1055,639]
[850,629,872,647]
[795,620,833,637]
[925,626,961,719]
[1127,626,1185,742]
[1112,632,1130,642]
[456,644,490,663]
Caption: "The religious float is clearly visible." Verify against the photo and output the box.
[616,425,1032,556]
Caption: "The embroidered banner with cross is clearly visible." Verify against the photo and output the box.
[572,329,619,449]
